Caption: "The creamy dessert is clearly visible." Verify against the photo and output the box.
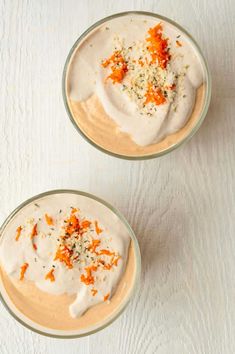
[65,13,208,157]
[0,192,138,335]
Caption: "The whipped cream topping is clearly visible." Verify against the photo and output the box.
[0,193,130,318]
[67,14,205,146]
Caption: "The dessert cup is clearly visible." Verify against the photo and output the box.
[0,189,141,338]
[63,11,211,160]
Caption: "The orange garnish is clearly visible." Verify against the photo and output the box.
[176,40,182,47]
[146,23,171,68]
[20,263,29,280]
[138,59,144,67]
[104,263,112,270]
[81,220,91,229]
[103,293,110,301]
[144,83,166,106]
[45,269,55,282]
[33,243,37,251]
[45,214,54,226]
[15,226,22,241]
[98,253,120,269]
[98,259,112,270]
[102,51,128,84]
[112,255,121,266]
[99,249,114,256]
[54,246,73,269]
[95,221,103,235]
[80,265,97,285]
[66,213,80,235]
[88,239,101,253]
[108,67,127,83]
[98,259,105,265]
[31,224,37,239]
[169,84,176,90]
[91,288,98,296]
[71,208,78,214]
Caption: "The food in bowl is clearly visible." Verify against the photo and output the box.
[0,191,139,337]
[64,12,209,158]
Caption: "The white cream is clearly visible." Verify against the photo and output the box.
[0,193,130,318]
[67,14,204,146]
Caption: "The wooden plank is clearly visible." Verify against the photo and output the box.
[0,0,234,353]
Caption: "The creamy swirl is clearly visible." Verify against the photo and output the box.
[67,14,204,146]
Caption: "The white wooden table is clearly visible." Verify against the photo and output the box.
[0,0,234,353]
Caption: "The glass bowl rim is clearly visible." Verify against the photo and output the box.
[0,189,141,339]
[62,10,211,160]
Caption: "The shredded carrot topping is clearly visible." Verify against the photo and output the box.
[146,23,171,68]
[80,265,97,285]
[65,213,80,235]
[33,243,37,251]
[91,288,98,296]
[112,255,121,266]
[31,224,38,239]
[20,263,29,281]
[103,293,110,301]
[54,246,73,269]
[45,214,54,226]
[98,259,105,265]
[15,226,22,241]
[45,268,55,282]
[81,220,91,229]
[88,239,101,253]
[176,40,182,47]
[98,249,114,256]
[104,263,112,270]
[169,83,176,90]
[144,83,166,106]
[97,252,121,270]
[95,221,103,235]
[102,50,128,83]
[101,23,173,110]
[14,207,122,296]
[71,207,78,214]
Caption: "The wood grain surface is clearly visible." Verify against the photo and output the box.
[0,0,234,353]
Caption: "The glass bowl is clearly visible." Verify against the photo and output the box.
[0,189,141,338]
[62,11,211,160]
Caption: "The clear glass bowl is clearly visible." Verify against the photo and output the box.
[62,11,211,160]
[0,189,141,338]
